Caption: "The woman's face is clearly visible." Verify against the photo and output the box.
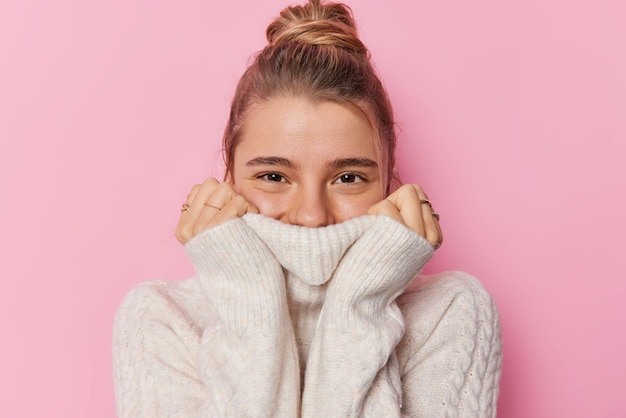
[231,96,385,227]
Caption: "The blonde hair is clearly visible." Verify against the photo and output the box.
[223,0,399,194]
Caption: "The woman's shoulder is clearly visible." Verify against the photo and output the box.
[116,277,197,308]
[114,277,209,331]
[396,271,501,370]
[396,272,502,415]
[400,271,495,305]
[398,271,499,323]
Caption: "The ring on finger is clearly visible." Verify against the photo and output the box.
[180,203,190,213]
[204,202,222,210]
[419,199,432,208]
[433,241,441,250]
[431,212,440,221]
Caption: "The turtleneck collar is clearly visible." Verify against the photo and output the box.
[242,213,376,286]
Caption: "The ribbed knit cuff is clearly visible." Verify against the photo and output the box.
[185,218,287,328]
[325,215,434,328]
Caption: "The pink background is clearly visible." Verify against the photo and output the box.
[1,0,625,416]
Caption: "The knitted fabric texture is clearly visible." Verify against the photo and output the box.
[113,214,502,417]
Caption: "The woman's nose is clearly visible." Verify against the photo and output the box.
[289,188,333,228]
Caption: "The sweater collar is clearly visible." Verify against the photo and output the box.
[243,213,375,286]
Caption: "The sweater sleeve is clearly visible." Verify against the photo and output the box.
[301,216,434,418]
[113,280,208,417]
[113,218,300,417]
[396,272,502,418]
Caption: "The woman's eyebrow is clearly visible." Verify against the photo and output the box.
[327,158,378,170]
[246,156,297,169]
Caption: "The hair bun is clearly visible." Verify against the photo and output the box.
[266,0,368,55]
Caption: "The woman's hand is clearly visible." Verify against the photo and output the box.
[367,184,443,249]
[176,178,259,244]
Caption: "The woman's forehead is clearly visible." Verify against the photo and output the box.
[236,96,378,160]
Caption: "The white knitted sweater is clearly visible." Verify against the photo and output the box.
[113,214,501,417]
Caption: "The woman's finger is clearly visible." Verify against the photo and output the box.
[183,184,201,207]
[176,178,220,244]
[177,179,260,244]
[187,178,220,215]
[204,194,259,230]
[412,184,443,249]
[391,185,426,237]
[367,198,403,224]
[371,183,443,249]
[192,182,239,236]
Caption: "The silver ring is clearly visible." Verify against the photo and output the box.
[431,212,440,221]
[180,203,190,213]
[433,242,441,250]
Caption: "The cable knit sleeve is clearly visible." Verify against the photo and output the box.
[301,215,434,418]
[396,272,502,418]
[113,218,300,417]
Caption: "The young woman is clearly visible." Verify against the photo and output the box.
[113,1,502,416]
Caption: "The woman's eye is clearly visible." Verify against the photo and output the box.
[260,173,286,182]
[335,173,363,184]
